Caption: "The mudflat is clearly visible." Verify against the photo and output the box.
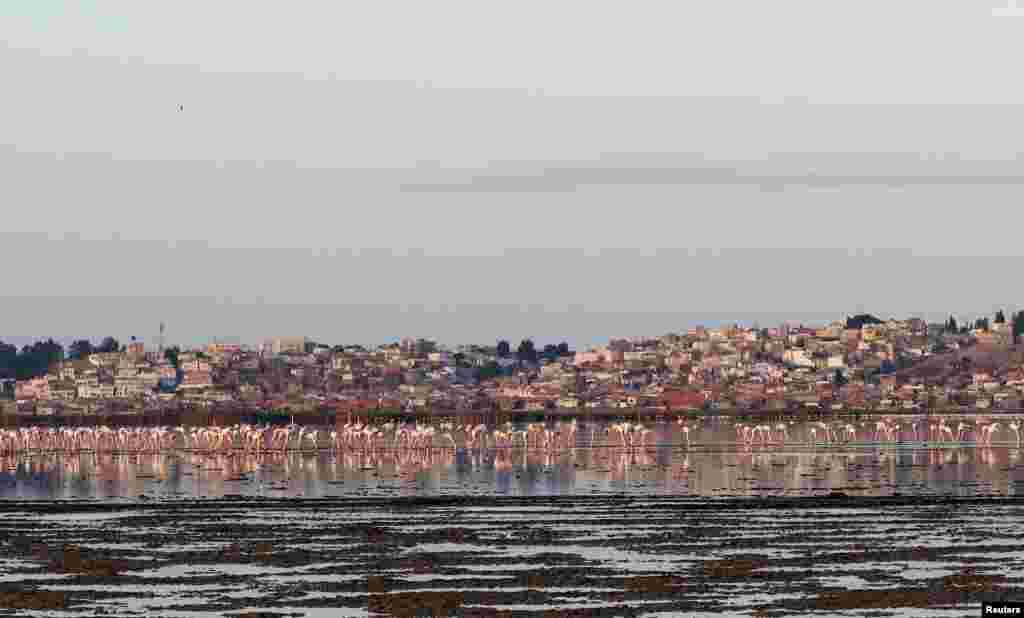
[2,495,1023,616]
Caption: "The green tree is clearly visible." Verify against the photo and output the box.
[11,339,64,380]
[478,361,500,381]
[995,309,1007,324]
[1013,310,1024,344]
[0,342,17,379]
[164,346,181,368]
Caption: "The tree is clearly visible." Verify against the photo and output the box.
[96,337,120,354]
[10,339,64,380]
[496,340,511,358]
[415,338,437,355]
[68,339,94,360]
[516,339,537,363]
[0,342,17,379]
[541,344,560,361]
[834,369,848,388]
[846,314,884,330]
[164,346,181,368]
[478,361,500,381]
[557,342,571,357]
[995,309,1007,324]
[1014,310,1024,344]
[946,316,958,334]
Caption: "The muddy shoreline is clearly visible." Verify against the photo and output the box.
[2,495,1024,616]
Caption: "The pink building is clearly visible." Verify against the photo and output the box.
[15,377,50,400]
[573,347,623,367]
[574,350,606,366]
[180,371,213,389]
[208,343,241,355]
[180,359,211,372]
[667,352,691,370]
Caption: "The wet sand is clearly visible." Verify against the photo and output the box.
[1,495,1023,616]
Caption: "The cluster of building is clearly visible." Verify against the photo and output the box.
[5,316,1024,417]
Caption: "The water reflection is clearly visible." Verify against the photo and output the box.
[3,441,1024,499]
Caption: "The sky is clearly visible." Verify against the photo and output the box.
[2,1,1024,350]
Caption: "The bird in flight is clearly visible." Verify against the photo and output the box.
[178,104,183,111]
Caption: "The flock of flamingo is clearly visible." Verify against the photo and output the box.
[734,417,1023,448]
[0,416,1021,456]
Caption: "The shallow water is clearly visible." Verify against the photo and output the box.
[4,438,1024,500]
[3,416,1023,617]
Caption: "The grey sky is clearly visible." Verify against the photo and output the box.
[2,1,1024,349]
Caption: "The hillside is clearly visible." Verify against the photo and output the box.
[892,343,1024,381]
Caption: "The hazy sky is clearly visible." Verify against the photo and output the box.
[3,1,1024,349]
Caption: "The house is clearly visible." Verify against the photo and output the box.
[79,381,116,399]
[49,382,77,401]
[180,359,212,373]
[271,337,306,355]
[660,389,705,411]
[179,370,213,390]
[14,377,49,400]
[88,352,122,367]
[827,355,846,369]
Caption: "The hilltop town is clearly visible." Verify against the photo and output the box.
[3,311,1024,418]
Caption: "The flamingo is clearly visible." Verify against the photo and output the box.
[1010,420,1022,448]
[984,423,1002,446]
[636,426,655,448]
[841,423,857,442]
[774,423,789,443]
[677,418,692,447]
